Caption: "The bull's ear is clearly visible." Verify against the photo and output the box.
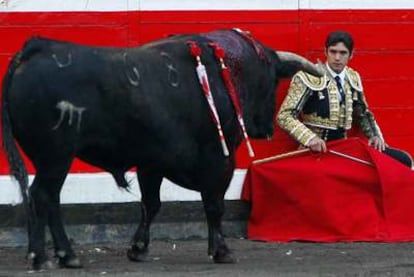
[275,51,325,78]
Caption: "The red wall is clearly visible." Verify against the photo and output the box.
[0,9,413,172]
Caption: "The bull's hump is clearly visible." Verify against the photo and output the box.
[204,30,245,58]
[140,34,195,50]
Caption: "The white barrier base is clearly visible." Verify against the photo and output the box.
[0,169,246,205]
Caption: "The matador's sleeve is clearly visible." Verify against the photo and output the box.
[276,73,317,146]
[348,68,384,141]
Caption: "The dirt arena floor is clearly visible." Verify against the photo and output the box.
[2,238,414,276]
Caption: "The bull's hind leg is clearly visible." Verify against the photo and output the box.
[27,174,53,270]
[28,161,79,269]
[47,177,82,268]
[127,170,162,262]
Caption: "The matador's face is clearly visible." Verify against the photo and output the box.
[325,42,352,74]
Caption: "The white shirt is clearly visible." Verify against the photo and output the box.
[326,63,346,85]
[326,64,346,101]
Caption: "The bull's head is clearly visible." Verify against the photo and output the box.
[243,50,324,139]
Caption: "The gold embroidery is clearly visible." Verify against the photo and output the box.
[277,75,318,145]
[296,71,327,91]
[277,66,384,145]
[346,67,363,92]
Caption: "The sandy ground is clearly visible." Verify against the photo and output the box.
[2,238,414,276]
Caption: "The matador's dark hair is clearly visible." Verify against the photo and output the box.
[325,31,354,54]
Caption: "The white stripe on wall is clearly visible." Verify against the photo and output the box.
[0,0,129,12]
[0,0,128,12]
[0,0,413,12]
[0,169,246,204]
[300,0,414,9]
[139,0,298,11]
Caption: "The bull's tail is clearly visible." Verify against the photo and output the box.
[1,38,43,210]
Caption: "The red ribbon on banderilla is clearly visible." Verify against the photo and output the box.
[208,42,255,157]
[187,40,229,156]
[187,40,255,157]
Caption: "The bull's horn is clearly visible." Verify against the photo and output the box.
[276,51,325,77]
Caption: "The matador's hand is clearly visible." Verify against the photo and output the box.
[368,136,386,152]
[308,137,327,153]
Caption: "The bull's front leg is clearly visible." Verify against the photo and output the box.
[201,190,236,263]
[127,171,162,262]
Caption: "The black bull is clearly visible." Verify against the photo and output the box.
[1,29,323,269]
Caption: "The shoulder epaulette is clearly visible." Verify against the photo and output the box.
[346,67,363,92]
[296,71,327,91]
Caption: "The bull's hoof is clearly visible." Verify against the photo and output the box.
[127,245,149,262]
[28,252,56,271]
[213,252,237,264]
[32,259,56,271]
[59,257,83,268]
[56,250,83,268]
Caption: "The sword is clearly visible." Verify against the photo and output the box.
[328,150,373,167]
[253,148,373,167]
[253,149,310,165]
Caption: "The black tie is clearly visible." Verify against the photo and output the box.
[334,76,345,103]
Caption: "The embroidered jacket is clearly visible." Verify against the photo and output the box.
[277,65,383,146]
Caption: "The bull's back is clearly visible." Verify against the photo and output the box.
[7,36,218,172]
